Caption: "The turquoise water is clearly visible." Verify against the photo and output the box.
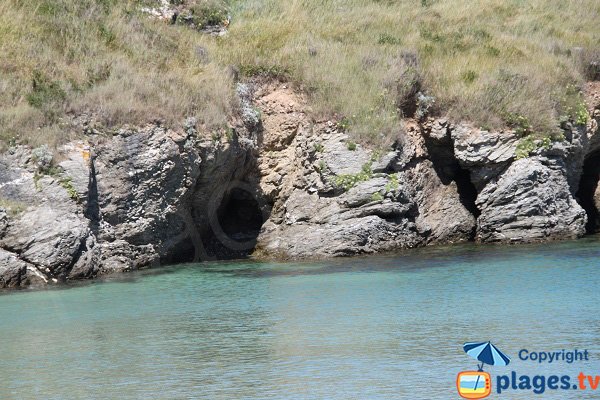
[1,238,600,399]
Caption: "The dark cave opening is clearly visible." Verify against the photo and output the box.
[577,151,600,234]
[159,183,269,265]
[204,186,267,260]
[164,237,197,265]
[218,188,264,242]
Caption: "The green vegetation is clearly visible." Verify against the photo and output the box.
[0,0,233,148]
[0,198,27,216]
[0,0,598,149]
[385,173,400,192]
[334,162,373,191]
[515,135,552,160]
[58,176,80,202]
[370,192,384,202]
[177,0,229,29]
[346,141,357,151]
[317,160,327,173]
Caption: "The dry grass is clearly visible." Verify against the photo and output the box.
[0,197,27,216]
[0,0,599,148]
[213,0,599,142]
[0,0,233,146]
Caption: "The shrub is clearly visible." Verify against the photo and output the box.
[238,64,289,79]
[462,70,478,84]
[378,33,402,45]
[390,52,422,118]
[188,1,228,27]
[415,92,435,120]
[504,113,534,137]
[337,117,351,132]
[579,47,600,81]
[25,71,66,121]
[515,136,537,159]
[31,145,54,172]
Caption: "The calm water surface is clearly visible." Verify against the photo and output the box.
[1,238,600,399]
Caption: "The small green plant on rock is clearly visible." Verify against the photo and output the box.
[515,136,537,159]
[385,173,399,192]
[333,162,373,191]
[558,85,590,127]
[574,101,590,126]
[504,113,534,137]
[58,177,80,202]
[225,127,235,142]
[540,136,552,150]
[346,141,357,151]
[316,160,327,173]
[515,136,553,159]
[370,192,384,202]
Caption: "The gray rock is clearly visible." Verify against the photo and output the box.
[1,82,598,288]
[58,144,92,205]
[0,249,29,288]
[427,119,451,143]
[0,249,47,288]
[476,158,587,242]
[67,233,98,280]
[0,208,7,238]
[371,151,398,173]
[339,177,388,207]
[399,160,475,244]
[451,125,517,189]
[258,216,421,259]
[93,126,202,247]
[95,240,158,275]
[0,206,90,277]
[322,137,372,175]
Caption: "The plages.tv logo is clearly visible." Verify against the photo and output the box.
[457,341,511,399]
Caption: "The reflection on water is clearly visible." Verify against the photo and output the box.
[1,238,600,399]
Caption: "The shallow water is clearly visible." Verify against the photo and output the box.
[1,238,600,399]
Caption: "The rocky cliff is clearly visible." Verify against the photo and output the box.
[1,80,599,289]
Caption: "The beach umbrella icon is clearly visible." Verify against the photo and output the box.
[464,341,511,370]
[463,341,510,393]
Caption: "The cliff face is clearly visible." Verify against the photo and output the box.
[1,81,599,289]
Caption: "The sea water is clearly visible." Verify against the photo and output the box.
[1,238,600,399]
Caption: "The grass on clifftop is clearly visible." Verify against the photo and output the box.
[0,0,598,148]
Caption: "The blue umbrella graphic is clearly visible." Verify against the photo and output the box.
[463,341,510,391]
